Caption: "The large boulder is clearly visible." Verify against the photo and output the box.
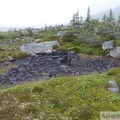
[102,41,114,50]
[20,41,60,54]
[109,46,120,58]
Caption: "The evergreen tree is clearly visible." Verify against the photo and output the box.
[117,15,120,26]
[107,9,114,23]
[100,9,117,40]
[70,9,80,29]
[102,14,107,23]
[85,6,91,28]
[86,6,91,22]
[79,16,83,24]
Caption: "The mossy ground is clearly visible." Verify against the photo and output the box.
[0,68,120,120]
[0,39,28,62]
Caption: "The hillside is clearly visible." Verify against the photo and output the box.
[0,69,120,120]
[92,6,120,20]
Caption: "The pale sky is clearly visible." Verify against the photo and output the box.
[0,0,120,27]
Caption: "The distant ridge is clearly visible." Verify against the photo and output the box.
[92,6,120,20]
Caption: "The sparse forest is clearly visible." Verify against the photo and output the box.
[0,7,120,58]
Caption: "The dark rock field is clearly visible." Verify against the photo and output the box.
[0,51,120,85]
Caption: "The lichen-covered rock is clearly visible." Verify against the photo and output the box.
[110,46,120,58]
[102,41,114,50]
[57,31,65,36]
[20,41,60,54]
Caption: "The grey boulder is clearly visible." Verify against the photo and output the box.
[20,41,60,54]
[102,41,114,50]
[108,80,119,94]
[109,46,120,58]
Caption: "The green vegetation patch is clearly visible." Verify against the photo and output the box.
[0,69,120,120]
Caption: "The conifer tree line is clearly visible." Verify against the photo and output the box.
[69,7,120,47]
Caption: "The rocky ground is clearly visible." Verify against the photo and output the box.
[0,51,120,85]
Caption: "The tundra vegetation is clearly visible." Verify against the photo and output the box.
[0,8,120,120]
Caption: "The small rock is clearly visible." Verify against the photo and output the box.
[8,56,15,62]
[108,88,119,94]
[3,62,10,65]
[2,72,9,77]
[9,77,17,82]
[108,80,119,94]
[33,39,41,43]
[18,67,26,73]
[57,31,65,36]
[108,80,119,88]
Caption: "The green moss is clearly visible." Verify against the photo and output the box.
[0,70,120,120]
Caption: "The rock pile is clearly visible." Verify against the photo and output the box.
[0,51,120,85]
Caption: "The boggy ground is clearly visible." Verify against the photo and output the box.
[0,50,120,85]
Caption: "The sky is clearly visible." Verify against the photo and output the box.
[0,0,120,27]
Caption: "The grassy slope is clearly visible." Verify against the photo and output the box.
[0,31,120,120]
[0,68,120,120]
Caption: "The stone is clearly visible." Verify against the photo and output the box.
[2,72,9,77]
[33,39,41,43]
[57,31,65,36]
[46,57,53,62]
[15,38,20,40]
[8,56,15,62]
[70,57,86,67]
[25,74,34,80]
[18,67,26,73]
[56,58,63,64]
[109,46,120,58]
[20,41,60,54]
[3,62,10,65]
[108,88,119,94]
[102,41,114,50]
[67,51,76,61]
[9,77,17,82]
[108,80,119,94]
[70,58,78,66]
[108,80,119,88]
